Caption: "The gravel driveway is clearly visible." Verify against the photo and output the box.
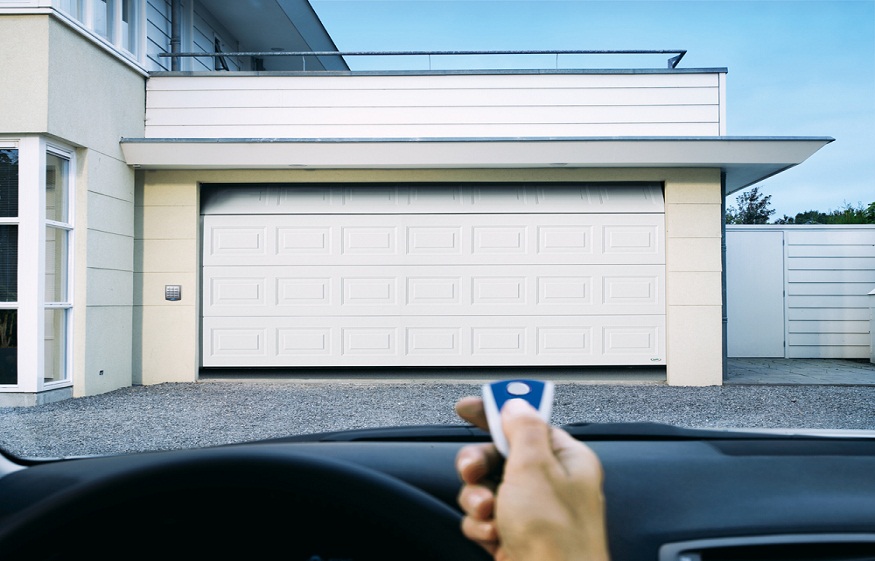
[3,380,875,458]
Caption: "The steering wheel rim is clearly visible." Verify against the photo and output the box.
[0,445,491,560]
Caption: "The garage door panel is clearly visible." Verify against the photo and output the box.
[209,327,269,359]
[202,316,665,367]
[202,183,664,215]
[538,226,592,254]
[408,226,463,255]
[603,225,661,256]
[204,214,665,266]
[203,265,665,317]
[201,184,665,368]
[278,327,332,356]
[278,227,332,255]
[343,226,399,255]
[210,226,270,257]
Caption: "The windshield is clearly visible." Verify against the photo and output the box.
[0,0,874,460]
[3,377,875,458]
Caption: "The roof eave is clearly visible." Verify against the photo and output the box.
[119,136,834,193]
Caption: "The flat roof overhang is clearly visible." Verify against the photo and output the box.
[119,136,833,194]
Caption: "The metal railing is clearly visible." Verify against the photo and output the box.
[158,49,687,70]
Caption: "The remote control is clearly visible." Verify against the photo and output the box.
[482,379,555,457]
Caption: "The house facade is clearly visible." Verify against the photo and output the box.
[0,0,831,406]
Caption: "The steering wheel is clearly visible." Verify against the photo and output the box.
[0,445,491,560]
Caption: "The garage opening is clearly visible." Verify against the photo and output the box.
[200,183,665,368]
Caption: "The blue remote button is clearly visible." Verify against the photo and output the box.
[507,381,532,396]
[489,379,548,412]
[482,379,555,457]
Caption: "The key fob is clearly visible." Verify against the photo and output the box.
[482,379,554,457]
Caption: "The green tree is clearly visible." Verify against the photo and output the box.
[775,201,875,224]
[825,201,874,224]
[725,186,775,224]
[774,209,828,224]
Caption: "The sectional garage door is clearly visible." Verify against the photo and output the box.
[201,184,665,367]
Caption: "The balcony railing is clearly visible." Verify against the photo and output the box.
[159,49,688,71]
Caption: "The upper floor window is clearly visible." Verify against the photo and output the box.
[55,0,142,59]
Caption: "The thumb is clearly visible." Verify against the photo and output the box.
[501,399,553,467]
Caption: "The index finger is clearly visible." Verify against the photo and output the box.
[455,395,489,432]
[456,442,503,485]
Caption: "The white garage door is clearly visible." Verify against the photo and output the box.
[201,184,665,367]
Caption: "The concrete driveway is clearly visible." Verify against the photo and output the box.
[726,358,875,385]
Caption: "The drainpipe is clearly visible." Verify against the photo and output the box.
[869,289,875,364]
[170,0,181,71]
[721,172,728,381]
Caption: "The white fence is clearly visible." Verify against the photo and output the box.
[726,225,875,359]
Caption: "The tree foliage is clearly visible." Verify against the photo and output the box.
[727,185,875,225]
[774,201,875,224]
[725,186,775,224]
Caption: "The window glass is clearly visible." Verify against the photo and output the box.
[94,0,111,39]
[0,149,17,218]
[45,153,69,223]
[0,149,16,386]
[121,0,137,53]
[44,308,66,383]
[0,149,18,304]
[0,226,16,303]
[45,227,68,302]
[0,309,15,385]
[55,0,85,20]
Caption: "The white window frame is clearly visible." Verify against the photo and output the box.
[0,136,75,393]
[0,140,20,389]
[52,0,146,64]
[43,143,74,390]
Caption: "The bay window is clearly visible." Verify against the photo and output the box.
[0,139,74,393]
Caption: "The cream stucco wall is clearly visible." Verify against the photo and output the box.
[664,169,724,386]
[135,167,724,386]
[1,13,146,398]
[0,16,50,133]
[49,17,146,397]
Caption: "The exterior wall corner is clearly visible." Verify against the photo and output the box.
[663,170,725,386]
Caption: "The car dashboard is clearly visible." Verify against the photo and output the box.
[1,424,875,560]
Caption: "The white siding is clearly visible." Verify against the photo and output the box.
[727,225,875,359]
[145,0,171,71]
[144,71,724,139]
[785,227,875,359]
[145,0,243,72]
[191,0,241,71]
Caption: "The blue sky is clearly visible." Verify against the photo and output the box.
[309,0,874,219]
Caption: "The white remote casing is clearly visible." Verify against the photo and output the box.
[482,379,554,457]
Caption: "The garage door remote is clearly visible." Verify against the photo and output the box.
[482,379,555,457]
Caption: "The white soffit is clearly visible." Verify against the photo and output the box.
[119,137,833,193]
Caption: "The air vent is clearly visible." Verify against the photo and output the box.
[660,534,875,561]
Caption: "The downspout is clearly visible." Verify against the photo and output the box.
[170,0,182,71]
[721,171,728,382]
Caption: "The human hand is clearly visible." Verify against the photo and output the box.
[455,395,611,561]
